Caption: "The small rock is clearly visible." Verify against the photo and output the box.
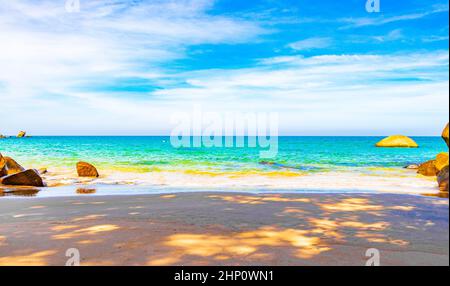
[417,160,439,177]
[437,166,449,193]
[375,135,418,148]
[76,162,99,177]
[17,131,26,138]
[404,164,420,169]
[0,169,45,187]
[38,168,48,175]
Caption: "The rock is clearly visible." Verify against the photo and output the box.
[404,164,420,169]
[17,131,26,138]
[437,166,449,192]
[375,135,418,148]
[38,168,48,175]
[435,152,449,172]
[2,156,26,176]
[0,169,45,187]
[417,160,439,176]
[76,162,99,177]
[442,123,449,148]
[0,153,6,177]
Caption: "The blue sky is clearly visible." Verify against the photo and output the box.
[0,0,448,135]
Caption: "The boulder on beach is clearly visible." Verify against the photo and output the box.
[435,152,449,172]
[2,156,25,176]
[417,160,439,177]
[442,123,449,148]
[76,161,99,177]
[0,169,45,187]
[17,131,26,138]
[375,135,418,148]
[0,153,6,177]
[437,166,449,192]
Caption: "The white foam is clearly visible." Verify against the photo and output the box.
[39,167,439,195]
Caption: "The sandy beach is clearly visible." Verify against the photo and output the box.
[0,192,448,266]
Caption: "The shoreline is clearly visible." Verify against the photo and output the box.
[1,166,443,198]
[0,192,448,266]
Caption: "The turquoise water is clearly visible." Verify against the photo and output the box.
[0,136,447,174]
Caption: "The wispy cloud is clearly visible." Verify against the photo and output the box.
[372,29,404,42]
[0,0,268,109]
[287,37,332,51]
[340,4,449,29]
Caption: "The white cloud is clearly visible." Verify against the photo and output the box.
[287,37,332,51]
[0,1,448,136]
[20,51,445,136]
[0,0,267,100]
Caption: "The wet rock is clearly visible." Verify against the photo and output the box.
[17,131,26,138]
[0,153,6,177]
[375,135,418,148]
[2,156,25,176]
[417,160,439,177]
[0,169,45,187]
[76,162,99,177]
[437,166,449,193]
[442,123,449,148]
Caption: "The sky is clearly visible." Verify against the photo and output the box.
[0,0,449,136]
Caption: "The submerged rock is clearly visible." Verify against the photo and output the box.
[442,123,449,148]
[375,135,418,148]
[76,161,99,177]
[417,160,439,177]
[437,166,449,193]
[17,131,26,138]
[0,169,45,187]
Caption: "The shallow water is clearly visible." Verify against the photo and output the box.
[1,136,447,197]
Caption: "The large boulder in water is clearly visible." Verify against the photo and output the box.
[417,160,439,177]
[375,135,418,148]
[0,169,45,187]
[442,123,449,148]
[76,162,99,177]
[17,131,26,138]
[437,166,449,192]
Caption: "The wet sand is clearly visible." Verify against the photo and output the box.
[0,192,448,266]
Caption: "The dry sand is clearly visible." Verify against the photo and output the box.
[0,192,448,266]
